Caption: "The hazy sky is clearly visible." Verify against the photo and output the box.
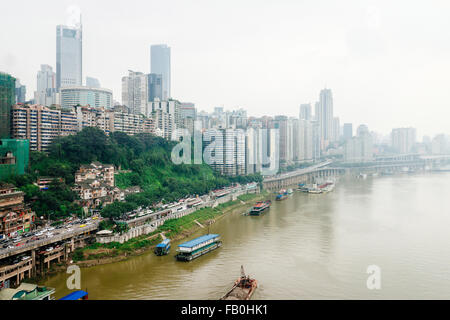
[2,0,450,138]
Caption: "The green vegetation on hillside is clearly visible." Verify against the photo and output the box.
[2,127,263,220]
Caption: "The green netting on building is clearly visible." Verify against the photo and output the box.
[0,72,16,139]
[0,139,29,181]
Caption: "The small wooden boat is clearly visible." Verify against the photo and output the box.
[221,266,257,300]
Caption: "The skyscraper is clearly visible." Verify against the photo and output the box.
[344,125,373,163]
[299,103,312,120]
[147,73,163,102]
[343,123,353,141]
[150,44,171,100]
[317,88,334,149]
[15,79,26,104]
[391,128,417,154]
[297,119,313,161]
[0,72,16,139]
[56,23,82,90]
[122,71,148,115]
[333,117,340,142]
[35,64,57,106]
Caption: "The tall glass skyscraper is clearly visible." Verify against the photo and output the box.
[0,72,16,139]
[150,44,171,100]
[147,73,163,102]
[56,24,82,90]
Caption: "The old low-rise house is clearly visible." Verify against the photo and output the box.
[0,183,35,238]
[75,161,115,187]
[72,162,142,209]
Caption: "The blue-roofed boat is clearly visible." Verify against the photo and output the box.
[59,290,88,300]
[154,238,171,256]
[175,234,222,261]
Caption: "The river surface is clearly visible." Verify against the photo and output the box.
[44,173,450,299]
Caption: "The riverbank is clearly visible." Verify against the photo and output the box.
[64,192,269,268]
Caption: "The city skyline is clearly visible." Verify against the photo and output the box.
[1,1,450,138]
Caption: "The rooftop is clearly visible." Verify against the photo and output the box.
[178,234,220,249]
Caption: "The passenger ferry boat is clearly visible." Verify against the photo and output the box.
[221,266,257,300]
[175,234,222,261]
[154,239,171,256]
[249,200,271,216]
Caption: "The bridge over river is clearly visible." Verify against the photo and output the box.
[262,155,450,191]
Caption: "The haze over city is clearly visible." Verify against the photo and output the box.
[2,0,450,137]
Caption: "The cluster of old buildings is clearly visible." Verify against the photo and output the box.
[0,183,35,239]
[72,162,140,210]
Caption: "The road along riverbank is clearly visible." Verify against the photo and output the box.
[49,192,269,270]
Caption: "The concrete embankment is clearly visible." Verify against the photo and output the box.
[71,192,268,268]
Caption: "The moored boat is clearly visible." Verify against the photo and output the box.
[318,181,335,193]
[175,234,222,261]
[275,189,288,201]
[221,266,257,300]
[249,200,271,216]
[154,238,171,256]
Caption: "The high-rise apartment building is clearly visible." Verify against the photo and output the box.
[272,115,293,164]
[391,128,417,154]
[147,73,163,102]
[148,99,180,140]
[344,125,373,163]
[11,105,78,152]
[56,24,82,90]
[122,71,148,115]
[0,72,16,139]
[245,127,263,174]
[150,44,171,100]
[297,119,314,161]
[343,123,353,141]
[317,88,334,149]
[333,117,340,142]
[15,79,26,104]
[11,104,155,152]
[35,65,57,106]
[299,103,312,120]
[203,128,245,176]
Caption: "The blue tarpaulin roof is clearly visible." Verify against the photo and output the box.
[59,290,88,300]
[178,234,219,248]
[156,239,170,248]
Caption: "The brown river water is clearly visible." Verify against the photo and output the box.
[44,172,450,299]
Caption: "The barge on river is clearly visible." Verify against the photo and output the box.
[221,266,257,300]
[249,200,271,216]
[175,234,222,261]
